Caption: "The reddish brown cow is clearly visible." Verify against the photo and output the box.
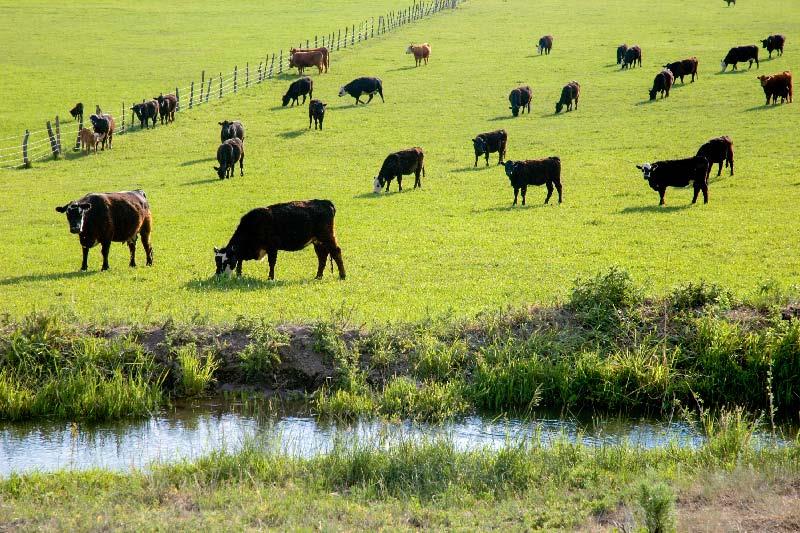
[406,43,431,66]
[757,71,793,104]
[290,47,329,72]
[289,50,325,75]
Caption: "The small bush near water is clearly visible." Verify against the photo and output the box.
[175,345,218,397]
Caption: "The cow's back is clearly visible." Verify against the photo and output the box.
[264,200,336,251]
[84,191,149,242]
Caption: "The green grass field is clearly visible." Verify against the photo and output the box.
[1,0,799,324]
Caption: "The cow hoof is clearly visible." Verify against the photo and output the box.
[315,275,323,280]
[339,275,346,280]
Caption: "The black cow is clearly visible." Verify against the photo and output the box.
[373,148,425,192]
[472,130,507,167]
[509,85,532,116]
[636,157,710,205]
[537,35,553,55]
[338,77,384,104]
[309,99,326,130]
[696,136,734,178]
[724,0,735,5]
[649,69,675,100]
[214,199,345,280]
[664,57,699,83]
[555,81,580,113]
[131,100,159,128]
[504,158,562,206]
[69,102,84,123]
[89,114,115,150]
[155,94,177,124]
[219,120,245,143]
[214,138,244,180]
[283,77,313,107]
[721,45,759,71]
[621,46,642,69]
[55,190,153,271]
[617,44,629,65]
[761,35,785,59]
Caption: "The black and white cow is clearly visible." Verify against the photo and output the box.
[338,77,384,104]
[636,157,710,205]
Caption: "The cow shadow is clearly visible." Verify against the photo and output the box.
[634,99,658,106]
[745,104,785,111]
[278,130,308,139]
[181,177,220,186]
[715,69,754,75]
[0,270,99,287]
[452,165,491,173]
[472,203,552,213]
[488,115,514,121]
[185,277,297,292]
[386,65,417,72]
[353,192,382,199]
[180,157,215,167]
[618,204,692,214]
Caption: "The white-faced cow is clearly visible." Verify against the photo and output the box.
[636,157,710,205]
[373,148,425,193]
[339,77,384,104]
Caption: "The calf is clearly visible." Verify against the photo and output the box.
[289,50,325,75]
[89,113,115,150]
[309,99,326,130]
[761,35,785,58]
[373,148,425,192]
[69,102,84,123]
[509,85,533,117]
[504,158,562,206]
[155,94,177,124]
[219,120,245,143]
[55,190,153,271]
[621,46,642,69]
[214,138,244,180]
[78,128,100,154]
[537,35,553,55]
[555,81,580,113]
[472,129,507,167]
[757,71,793,104]
[339,77,384,104]
[721,45,758,71]
[214,199,345,280]
[282,77,313,107]
[406,43,431,66]
[617,44,629,65]
[664,57,699,83]
[649,69,675,100]
[131,100,160,128]
[696,136,734,178]
[636,157,710,205]
[290,47,329,72]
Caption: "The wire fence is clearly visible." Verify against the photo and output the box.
[0,0,463,170]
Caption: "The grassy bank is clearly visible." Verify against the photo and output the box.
[2,269,800,423]
[2,421,799,530]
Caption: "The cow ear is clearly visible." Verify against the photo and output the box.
[55,204,68,213]
[218,122,224,126]
[213,166,220,171]
[214,247,220,254]
[635,165,643,170]
[78,203,91,211]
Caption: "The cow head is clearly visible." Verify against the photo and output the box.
[720,60,728,72]
[311,102,327,116]
[338,86,346,97]
[761,38,770,48]
[472,136,487,154]
[218,121,235,140]
[130,104,143,120]
[509,104,520,117]
[56,202,91,234]
[213,164,226,180]
[555,101,564,114]
[405,44,414,54]
[503,161,518,180]
[636,163,658,181]
[281,93,291,107]
[214,245,237,276]
[536,44,542,54]
[373,177,383,193]
[649,87,658,101]
[757,75,771,87]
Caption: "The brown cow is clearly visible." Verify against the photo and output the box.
[757,71,793,105]
[373,148,426,192]
[78,128,100,154]
[289,50,325,75]
[89,114,115,150]
[56,190,153,271]
[406,43,431,66]
[290,47,329,72]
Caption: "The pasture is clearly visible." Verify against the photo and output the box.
[0,0,799,325]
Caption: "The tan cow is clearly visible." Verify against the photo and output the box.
[406,43,431,66]
[290,47,329,72]
[289,50,325,75]
[79,128,100,154]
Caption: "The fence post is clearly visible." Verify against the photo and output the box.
[351,24,355,45]
[246,63,249,88]
[233,66,238,93]
[175,87,180,112]
[279,50,283,74]
[371,17,374,38]
[189,82,194,109]
[206,78,212,102]
[338,30,341,50]
[315,35,318,48]
[55,115,62,155]
[219,73,223,98]
[258,61,263,83]
[46,120,59,159]
[22,130,30,168]
[75,114,83,150]
[343,28,347,48]
[200,71,205,102]
[120,102,125,133]
[269,54,275,78]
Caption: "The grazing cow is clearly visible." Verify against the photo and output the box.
[214,138,244,180]
[78,128,100,154]
[214,200,345,280]
[617,44,629,65]
[289,50,325,75]
[219,120,245,143]
[339,77,384,104]
[131,100,160,129]
[649,69,675,100]
[373,148,425,193]
[555,81,580,113]
[290,47,329,72]
[721,45,759,71]
[406,43,431,66]
[621,46,642,69]
[509,85,533,117]
[757,71,793,104]
[472,129,507,167]
[155,94,177,124]
[89,114,115,150]
[537,35,553,55]
[504,158,562,206]
[69,102,84,123]
[696,136,734,178]
[724,0,735,5]
[664,57,699,83]
[282,77,313,107]
[636,157,710,205]
[55,190,153,271]
[761,35,785,59]
[309,99,327,130]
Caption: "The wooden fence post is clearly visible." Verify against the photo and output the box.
[338,30,341,50]
[200,71,205,102]
[233,66,238,93]
[269,54,275,78]
[371,17,374,38]
[351,24,355,45]
[315,35,318,48]
[279,50,283,74]
[219,73,223,98]
[206,78,212,102]
[246,63,249,88]
[258,61,262,83]
[55,115,62,155]
[74,115,83,150]
[175,87,180,112]
[22,130,30,168]
[343,28,347,48]
[121,102,125,133]
[189,82,194,109]
[46,120,59,159]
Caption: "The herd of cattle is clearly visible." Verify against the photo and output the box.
[54,28,788,279]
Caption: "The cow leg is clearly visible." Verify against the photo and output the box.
[397,175,403,192]
[702,184,709,204]
[239,153,244,177]
[544,182,554,204]
[330,244,346,280]
[692,185,700,204]
[127,235,138,267]
[367,93,375,103]
[236,261,242,277]
[81,246,90,271]
[314,243,328,279]
[100,241,111,271]
[355,96,361,105]
[485,153,490,167]
[474,154,479,167]
[512,187,519,206]
[414,169,421,188]
[521,185,527,206]
[659,189,666,206]
[555,181,563,204]
[717,162,723,177]
[140,218,154,266]
[267,249,278,280]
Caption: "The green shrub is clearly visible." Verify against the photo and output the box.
[568,267,642,332]
[635,480,676,533]
[669,281,733,311]
[238,320,288,383]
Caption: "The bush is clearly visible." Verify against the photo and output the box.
[669,281,733,311]
[176,344,218,397]
[635,480,676,533]
[568,267,642,332]
[238,321,288,383]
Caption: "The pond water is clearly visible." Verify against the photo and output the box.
[0,400,793,476]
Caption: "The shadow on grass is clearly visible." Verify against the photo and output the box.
[185,276,309,292]
[386,65,417,72]
[451,165,493,173]
[715,68,757,75]
[0,270,99,287]
[179,157,215,167]
[488,115,515,122]
[634,98,658,106]
[353,188,419,198]
[472,202,554,213]
[745,103,786,111]
[618,204,693,214]
[181,177,220,186]
[277,130,308,139]
[333,100,384,109]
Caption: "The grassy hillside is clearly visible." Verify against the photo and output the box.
[0,0,799,324]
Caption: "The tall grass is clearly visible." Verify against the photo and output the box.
[175,345,218,397]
